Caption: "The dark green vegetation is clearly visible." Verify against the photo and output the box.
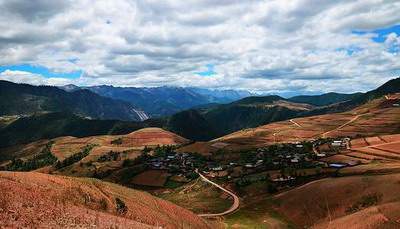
[288,92,362,106]
[0,80,141,121]
[6,142,57,171]
[55,144,95,169]
[97,151,121,162]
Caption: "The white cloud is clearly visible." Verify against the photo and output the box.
[0,0,399,94]
[0,70,73,86]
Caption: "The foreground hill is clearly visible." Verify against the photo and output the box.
[0,171,211,228]
[272,173,400,228]
[0,80,142,121]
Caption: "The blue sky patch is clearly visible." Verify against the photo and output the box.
[0,64,82,79]
[196,64,216,76]
[336,46,363,56]
[353,24,400,43]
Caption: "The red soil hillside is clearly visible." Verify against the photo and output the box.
[205,96,400,151]
[272,174,400,228]
[0,171,212,228]
[51,127,190,161]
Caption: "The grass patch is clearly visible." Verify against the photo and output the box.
[161,181,232,214]
[225,198,295,229]
[164,179,185,189]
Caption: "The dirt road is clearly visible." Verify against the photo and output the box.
[196,171,240,217]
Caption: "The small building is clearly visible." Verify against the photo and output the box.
[329,163,347,168]
[211,166,224,171]
[331,142,342,147]
[290,158,299,163]
[255,160,264,167]
[167,155,176,159]
[272,176,295,182]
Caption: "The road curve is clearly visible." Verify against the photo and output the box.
[196,170,240,217]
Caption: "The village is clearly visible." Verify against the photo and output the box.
[132,137,353,188]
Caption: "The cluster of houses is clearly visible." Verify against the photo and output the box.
[141,139,356,185]
[147,152,197,175]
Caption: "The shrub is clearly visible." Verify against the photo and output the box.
[115,198,128,215]
[97,151,120,162]
[111,138,123,145]
[346,193,382,213]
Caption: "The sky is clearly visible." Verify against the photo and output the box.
[0,0,399,95]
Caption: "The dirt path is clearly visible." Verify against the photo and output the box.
[196,171,240,217]
[289,119,302,127]
[321,114,364,138]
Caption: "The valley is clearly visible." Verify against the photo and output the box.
[0,79,399,228]
[1,2,399,228]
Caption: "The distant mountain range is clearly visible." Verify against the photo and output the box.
[0,78,398,147]
[60,84,254,117]
[0,80,142,121]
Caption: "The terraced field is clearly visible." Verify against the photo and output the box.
[349,134,400,162]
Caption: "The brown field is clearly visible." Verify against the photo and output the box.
[375,142,400,153]
[272,174,400,228]
[0,171,212,228]
[319,154,370,165]
[364,136,385,145]
[131,170,169,187]
[347,134,400,163]
[338,162,400,175]
[345,151,387,161]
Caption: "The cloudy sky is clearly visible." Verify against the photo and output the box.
[0,0,399,95]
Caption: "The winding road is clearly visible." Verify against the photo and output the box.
[196,170,240,217]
